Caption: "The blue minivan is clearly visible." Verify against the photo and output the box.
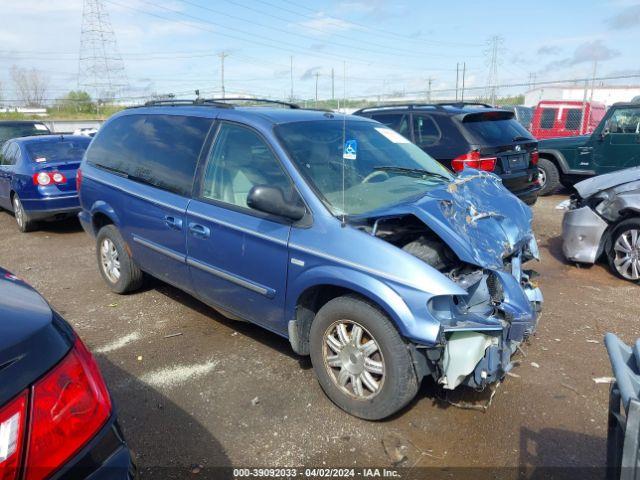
[78,99,543,419]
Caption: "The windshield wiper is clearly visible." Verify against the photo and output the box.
[373,166,451,182]
[512,135,531,142]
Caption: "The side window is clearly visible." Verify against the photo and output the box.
[412,115,441,147]
[565,109,582,130]
[201,123,294,209]
[0,143,17,166]
[86,114,212,196]
[540,109,556,129]
[607,108,640,134]
[370,113,411,139]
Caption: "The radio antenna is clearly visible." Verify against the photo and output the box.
[341,60,347,227]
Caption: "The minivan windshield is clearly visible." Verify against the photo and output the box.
[276,120,453,216]
[26,139,90,163]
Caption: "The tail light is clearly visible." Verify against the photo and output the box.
[76,168,82,192]
[0,393,27,480]
[25,337,112,480]
[451,150,497,172]
[33,172,67,186]
[530,150,539,166]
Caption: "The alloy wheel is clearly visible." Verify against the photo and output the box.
[613,229,640,280]
[100,238,121,284]
[323,320,385,400]
[13,197,24,229]
[537,167,547,189]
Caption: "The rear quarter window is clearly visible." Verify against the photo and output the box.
[86,114,213,196]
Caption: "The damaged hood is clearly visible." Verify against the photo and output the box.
[374,170,535,269]
[575,166,640,198]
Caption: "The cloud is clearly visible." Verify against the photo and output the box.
[544,40,619,70]
[336,1,408,19]
[607,3,640,29]
[537,45,562,56]
[299,13,354,35]
[300,66,321,81]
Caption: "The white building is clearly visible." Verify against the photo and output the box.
[524,84,640,107]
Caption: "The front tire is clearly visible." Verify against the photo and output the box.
[608,220,640,283]
[96,225,144,293]
[538,158,560,196]
[309,295,419,420]
[12,194,36,232]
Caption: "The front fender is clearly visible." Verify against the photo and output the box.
[287,265,442,345]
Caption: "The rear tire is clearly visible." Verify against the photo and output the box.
[12,194,36,232]
[608,219,640,283]
[309,295,419,420]
[96,225,144,294]
[538,158,560,196]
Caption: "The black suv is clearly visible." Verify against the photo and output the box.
[354,103,541,205]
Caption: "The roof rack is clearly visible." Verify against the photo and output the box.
[353,102,495,114]
[142,99,233,108]
[205,97,300,109]
[436,101,493,108]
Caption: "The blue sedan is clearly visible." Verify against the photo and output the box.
[0,135,90,231]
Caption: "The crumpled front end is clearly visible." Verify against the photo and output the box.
[355,170,543,390]
[562,170,640,265]
[427,237,542,390]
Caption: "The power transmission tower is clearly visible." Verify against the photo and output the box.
[484,35,503,105]
[78,0,128,102]
[219,52,229,98]
[426,77,433,102]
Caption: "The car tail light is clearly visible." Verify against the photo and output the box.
[76,168,82,192]
[530,150,539,166]
[0,392,27,480]
[33,172,67,186]
[451,150,497,172]
[25,337,112,480]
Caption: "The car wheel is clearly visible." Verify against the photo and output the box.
[309,295,419,420]
[12,194,36,232]
[96,225,144,294]
[608,219,640,283]
[537,158,560,196]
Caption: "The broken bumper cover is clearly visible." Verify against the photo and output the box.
[562,206,608,264]
[431,248,542,390]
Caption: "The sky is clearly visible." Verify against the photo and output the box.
[1,0,639,103]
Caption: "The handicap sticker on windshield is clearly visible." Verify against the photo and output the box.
[343,139,357,160]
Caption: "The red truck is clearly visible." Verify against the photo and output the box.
[530,100,606,139]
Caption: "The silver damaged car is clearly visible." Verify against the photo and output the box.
[562,166,640,282]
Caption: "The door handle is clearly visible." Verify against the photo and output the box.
[164,215,183,230]
[188,223,210,238]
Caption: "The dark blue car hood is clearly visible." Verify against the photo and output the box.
[0,268,72,405]
[370,169,536,269]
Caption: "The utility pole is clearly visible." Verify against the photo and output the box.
[331,68,335,101]
[427,77,433,102]
[315,72,319,104]
[219,52,229,98]
[290,56,293,102]
[461,62,466,102]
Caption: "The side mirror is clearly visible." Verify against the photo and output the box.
[247,185,306,221]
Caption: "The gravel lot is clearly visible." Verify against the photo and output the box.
[1,193,637,478]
